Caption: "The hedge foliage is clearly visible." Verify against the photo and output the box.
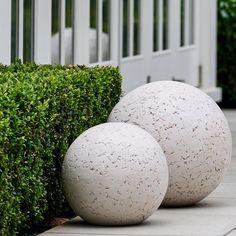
[218,0,236,107]
[0,61,122,236]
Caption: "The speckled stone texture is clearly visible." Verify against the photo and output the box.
[62,122,168,225]
[108,81,232,206]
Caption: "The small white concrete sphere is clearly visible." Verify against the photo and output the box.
[62,122,168,225]
[108,81,232,206]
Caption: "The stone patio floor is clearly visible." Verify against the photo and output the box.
[39,109,236,236]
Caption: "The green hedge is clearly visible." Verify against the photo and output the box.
[217,0,236,107]
[0,61,122,236]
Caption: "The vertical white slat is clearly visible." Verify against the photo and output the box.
[195,0,200,48]
[73,0,90,65]
[171,0,180,50]
[170,0,180,78]
[158,0,163,51]
[140,0,152,71]
[97,0,103,62]
[110,0,120,65]
[59,0,65,65]
[31,0,34,62]
[184,0,190,46]
[128,0,134,56]
[0,0,11,64]
[199,0,217,89]
[16,0,24,60]
[33,0,52,63]
[120,0,124,60]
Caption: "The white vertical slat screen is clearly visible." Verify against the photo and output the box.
[119,0,124,60]
[120,0,124,58]
[128,0,134,56]
[0,0,11,65]
[33,0,52,63]
[73,0,90,64]
[16,0,24,60]
[97,0,103,62]
[59,0,66,65]
[110,0,120,65]
[170,0,179,50]
[141,0,152,69]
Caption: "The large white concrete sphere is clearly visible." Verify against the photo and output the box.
[51,28,109,64]
[62,122,168,225]
[108,81,232,206]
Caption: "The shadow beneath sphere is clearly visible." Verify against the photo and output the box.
[65,216,169,229]
[160,197,230,211]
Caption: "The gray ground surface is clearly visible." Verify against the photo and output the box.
[39,109,236,236]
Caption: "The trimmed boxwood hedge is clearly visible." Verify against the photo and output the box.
[0,61,122,236]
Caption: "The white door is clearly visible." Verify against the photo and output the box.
[172,0,199,86]
[150,0,199,86]
[121,0,200,93]
[119,0,152,93]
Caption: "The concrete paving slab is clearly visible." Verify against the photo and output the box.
[39,214,236,236]
[209,183,236,198]
[223,110,236,119]
[219,159,236,183]
[232,148,236,157]
[38,234,92,236]
[222,174,236,184]
[229,157,236,166]
[159,197,236,216]
[228,158,236,169]
[227,228,236,236]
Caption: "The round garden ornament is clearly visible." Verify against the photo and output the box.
[62,122,168,225]
[108,81,232,206]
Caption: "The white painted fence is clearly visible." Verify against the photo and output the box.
[0,0,221,100]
